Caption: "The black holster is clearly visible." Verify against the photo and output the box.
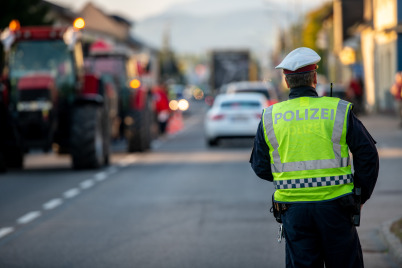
[337,187,361,226]
[270,193,290,223]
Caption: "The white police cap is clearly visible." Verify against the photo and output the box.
[275,47,321,73]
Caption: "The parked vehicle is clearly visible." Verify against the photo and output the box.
[0,19,112,169]
[85,39,154,152]
[209,50,258,94]
[222,81,279,107]
[204,93,266,146]
[0,82,7,172]
[167,83,190,114]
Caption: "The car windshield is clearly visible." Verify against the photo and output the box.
[9,40,74,88]
[87,57,127,88]
[221,100,261,109]
[235,89,270,99]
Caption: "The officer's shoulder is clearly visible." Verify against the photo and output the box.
[320,96,352,105]
[263,100,287,111]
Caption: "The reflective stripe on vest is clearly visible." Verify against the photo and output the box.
[273,174,353,189]
[263,99,350,173]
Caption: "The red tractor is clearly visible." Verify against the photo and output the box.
[0,19,115,169]
[85,39,155,152]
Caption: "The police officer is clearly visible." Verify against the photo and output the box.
[250,47,379,268]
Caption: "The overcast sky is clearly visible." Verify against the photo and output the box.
[48,0,191,21]
[48,0,330,22]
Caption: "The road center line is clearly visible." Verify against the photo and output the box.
[63,188,80,199]
[80,179,95,189]
[43,198,63,210]
[95,172,107,182]
[1,167,124,241]
[0,227,14,239]
[17,211,42,225]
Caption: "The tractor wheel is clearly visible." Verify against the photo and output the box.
[141,111,152,151]
[142,96,153,150]
[0,152,7,173]
[71,105,105,169]
[5,148,24,169]
[207,138,219,147]
[126,94,154,153]
[102,103,111,166]
[127,111,144,152]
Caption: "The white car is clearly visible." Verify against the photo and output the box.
[221,81,280,106]
[204,93,266,146]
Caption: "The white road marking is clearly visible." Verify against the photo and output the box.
[43,198,63,210]
[1,166,124,238]
[17,211,42,225]
[63,188,80,199]
[80,179,95,190]
[0,227,14,239]
[95,172,107,182]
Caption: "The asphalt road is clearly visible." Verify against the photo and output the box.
[0,101,284,268]
[0,101,400,268]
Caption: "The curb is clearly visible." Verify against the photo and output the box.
[380,217,402,267]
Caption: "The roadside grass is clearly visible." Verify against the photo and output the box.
[391,218,402,243]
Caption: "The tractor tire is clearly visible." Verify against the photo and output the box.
[126,94,154,153]
[71,105,105,169]
[126,115,146,152]
[142,95,153,150]
[0,152,7,173]
[207,138,219,147]
[5,149,24,169]
[127,111,144,152]
[102,103,111,166]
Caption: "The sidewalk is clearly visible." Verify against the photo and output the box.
[358,114,402,267]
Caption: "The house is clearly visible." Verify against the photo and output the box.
[79,2,131,44]
[360,0,398,112]
[43,0,77,26]
[333,0,400,113]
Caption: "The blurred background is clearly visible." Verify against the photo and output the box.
[0,0,402,267]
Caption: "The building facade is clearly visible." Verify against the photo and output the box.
[360,0,398,112]
[332,0,402,113]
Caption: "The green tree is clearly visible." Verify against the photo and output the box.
[302,3,332,75]
[302,3,332,51]
[289,22,304,50]
[0,0,51,29]
[1,0,52,71]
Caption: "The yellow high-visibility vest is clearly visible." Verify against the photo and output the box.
[262,97,354,203]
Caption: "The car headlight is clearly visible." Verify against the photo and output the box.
[178,99,189,111]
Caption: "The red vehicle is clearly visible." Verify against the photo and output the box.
[0,19,115,169]
[85,39,155,152]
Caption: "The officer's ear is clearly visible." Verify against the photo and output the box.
[313,72,317,85]
[284,77,290,88]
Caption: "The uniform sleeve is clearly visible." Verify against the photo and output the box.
[346,111,379,204]
[250,121,274,182]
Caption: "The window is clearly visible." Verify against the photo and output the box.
[9,40,75,89]
[221,101,261,109]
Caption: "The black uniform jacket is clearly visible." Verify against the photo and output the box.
[250,86,379,204]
